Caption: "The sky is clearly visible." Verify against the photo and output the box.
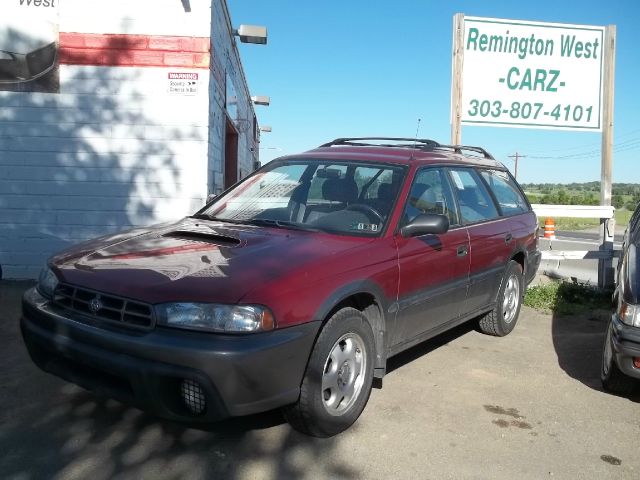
[228,0,640,184]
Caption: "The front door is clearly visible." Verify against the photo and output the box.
[393,167,470,347]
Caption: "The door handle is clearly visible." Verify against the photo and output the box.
[457,245,468,257]
[505,233,513,244]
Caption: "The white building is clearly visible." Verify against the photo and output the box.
[0,0,261,278]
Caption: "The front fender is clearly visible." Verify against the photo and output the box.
[313,279,396,377]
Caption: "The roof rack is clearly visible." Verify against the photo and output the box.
[436,145,494,160]
[319,137,441,152]
[319,137,495,160]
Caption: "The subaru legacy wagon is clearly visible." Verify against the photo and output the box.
[22,137,541,437]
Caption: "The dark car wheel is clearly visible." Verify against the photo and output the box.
[601,319,637,395]
[283,307,375,437]
[478,260,524,337]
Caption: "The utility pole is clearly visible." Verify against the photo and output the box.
[508,152,526,179]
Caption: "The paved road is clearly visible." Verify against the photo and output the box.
[539,231,622,284]
[554,230,624,244]
[1,281,639,479]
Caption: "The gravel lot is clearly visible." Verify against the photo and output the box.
[1,280,638,479]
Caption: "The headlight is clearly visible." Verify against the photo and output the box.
[619,300,640,327]
[37,266,59,299]
[155,303,275,333]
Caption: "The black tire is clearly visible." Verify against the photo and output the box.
[478,260,524,337]
[601,320,637,395]
[283,307,375,437]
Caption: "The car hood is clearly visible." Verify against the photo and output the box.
[51,218,368,304]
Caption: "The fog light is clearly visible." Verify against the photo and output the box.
[180,379,206,415]
[634,357,640,369]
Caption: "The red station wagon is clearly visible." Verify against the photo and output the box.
[21,138,541,437]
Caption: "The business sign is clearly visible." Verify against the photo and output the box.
[0,0,59,93]
[459,17,605,131]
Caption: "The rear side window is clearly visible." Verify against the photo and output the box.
[447,168,499,224]
[480,170,529,216]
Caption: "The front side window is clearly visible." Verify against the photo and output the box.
[447,168,499,224]
[199,160,406,236]
[402,168,458,226]
[480,169,528,216]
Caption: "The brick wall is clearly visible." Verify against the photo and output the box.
[0,0,258,278]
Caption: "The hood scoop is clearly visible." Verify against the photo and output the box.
[163,229,241,247]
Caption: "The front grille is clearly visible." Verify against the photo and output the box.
[53,283,155,330]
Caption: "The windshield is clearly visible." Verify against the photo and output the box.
[199,160,406,236]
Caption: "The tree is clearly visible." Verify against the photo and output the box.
[612,195,625,209]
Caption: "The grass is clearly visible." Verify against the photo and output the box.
[524,281,612,315]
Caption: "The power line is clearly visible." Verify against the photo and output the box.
[526,128,640,155]
[527,138,640,160]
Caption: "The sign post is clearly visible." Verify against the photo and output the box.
[450,13,464,145]
[599,25,616,289]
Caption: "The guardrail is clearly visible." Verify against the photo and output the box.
[531,204,614,219]
[530,204,617,288]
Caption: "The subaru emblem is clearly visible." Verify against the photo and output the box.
[88,297,103,314]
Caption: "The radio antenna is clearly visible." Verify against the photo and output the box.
[410,118,421,159]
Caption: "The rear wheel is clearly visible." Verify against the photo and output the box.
[478,260,523,337]
[283,307,375,437]
[601,320,637,395]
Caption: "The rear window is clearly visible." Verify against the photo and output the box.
[480,170,529,216]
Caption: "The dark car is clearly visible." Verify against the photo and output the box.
[601,203,640,394]
[22,137,541,437]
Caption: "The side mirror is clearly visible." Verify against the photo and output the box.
[206,193,217,203]
[400,214,449,238]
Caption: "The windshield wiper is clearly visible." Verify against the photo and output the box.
[246,218,320,232]
[189,214,245,224]
[190,213,212,220]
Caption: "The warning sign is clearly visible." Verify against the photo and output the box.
[167,72,199,96]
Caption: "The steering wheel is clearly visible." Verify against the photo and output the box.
[346,204,384,224]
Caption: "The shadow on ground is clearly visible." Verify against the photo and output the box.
[549,283,640,403]
[386,321,475,375]
[0,281,358,480]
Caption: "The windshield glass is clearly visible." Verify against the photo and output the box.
[200,160,406,236]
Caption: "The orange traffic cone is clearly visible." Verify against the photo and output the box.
[544,217,556,240]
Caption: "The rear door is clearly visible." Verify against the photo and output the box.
[446,167,511,316]
[479,168,536,281]
[393,167,470,346]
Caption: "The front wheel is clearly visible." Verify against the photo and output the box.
[283,307,375,437]
[478,260,524,337]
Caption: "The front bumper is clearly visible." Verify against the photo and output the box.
[610,313,640,380]
[21,288,320,422]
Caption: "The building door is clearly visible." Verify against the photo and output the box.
[224,117,239,189]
